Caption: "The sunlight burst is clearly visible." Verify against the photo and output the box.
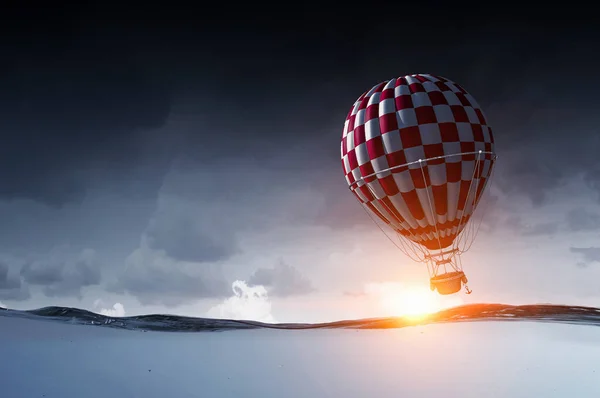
[366,282,460,319]
[391,287,441,318]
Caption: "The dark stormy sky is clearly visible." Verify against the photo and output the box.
[1,4,599,321]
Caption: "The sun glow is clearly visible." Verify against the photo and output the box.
[366,282,462,319]
[392,287,441,318]
[386,287,439,319]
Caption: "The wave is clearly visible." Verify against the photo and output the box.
[1,303,599,332]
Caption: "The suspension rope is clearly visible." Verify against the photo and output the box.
[395,230,427,262]
[452,150,482,253]
[419,159,445,260]
[454,152,480,251]
[349,150,497,283]
[462,155,498,253]
[363,179,429,262]
[357,198,406,253]
[458,158,481,252]
[355,189,427,263]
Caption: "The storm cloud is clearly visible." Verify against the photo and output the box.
[0,262,30,301]
[566,208,600,232]
[248,260,315,297]
[20,248,101,299]
[0,23,173,207]
[143,198,238,264]
[1,5,600,316]
[570,247,600,268]
[4,7,597,212]
[108,237,231,307]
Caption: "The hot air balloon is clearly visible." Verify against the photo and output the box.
[341,74,497,295]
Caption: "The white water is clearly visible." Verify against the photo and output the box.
[1,316,599,397]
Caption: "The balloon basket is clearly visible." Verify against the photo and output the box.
[430,271,468,295]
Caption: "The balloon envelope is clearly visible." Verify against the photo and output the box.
[341,74,495,251]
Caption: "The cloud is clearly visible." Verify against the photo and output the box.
[3,15,600,314]
[566,208,600,232]
[424,37,599,207]
[570,247,600,268]
[493,152,564,207]
[20,247,101,299]
[248,260,315,297]
[108,155,335,307]
[0,261,31,301]
[162,157,331,226]
[488,100,599,207]
[137,156,338,266]
[93,299,126,317]
[143,194,239,264]
[521,222,559,237]
[502,215,558,237]
[0,47,172,206]
[0,11,597,214]
[343,291,366,298]
[109,237,230,307]
[206,280,275,323]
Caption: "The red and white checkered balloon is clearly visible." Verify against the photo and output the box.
[341,74,495,251]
